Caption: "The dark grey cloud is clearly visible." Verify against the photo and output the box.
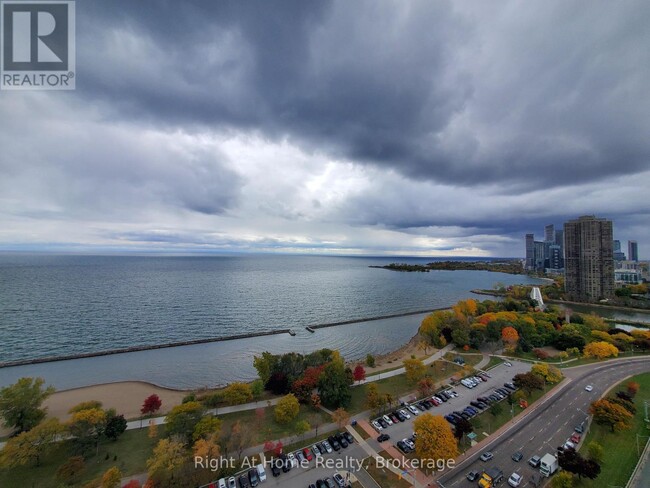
[71,0,650,191]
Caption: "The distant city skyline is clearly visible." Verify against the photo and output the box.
[1,1,650,257]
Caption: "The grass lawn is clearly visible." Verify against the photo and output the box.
[470,382,559,438]
[218,404,331,446]
[363,453,411,488]
[484,356,505,370]
[352,423,371,440]
[0,428,156,488]
[348,361,463,414]
[574,372,650,487]
[444,352,483,368]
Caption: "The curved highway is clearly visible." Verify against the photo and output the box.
[437,357,650,487]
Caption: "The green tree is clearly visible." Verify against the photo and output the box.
[253,352,280,385]
[295,420,310,439]
[69,400,103,414]
[587,441,604,464]
[365,354,376,368]
[318,357,352,408]
[222,382,253,405]
[67,407,106,454]
[104,412,127,441]
[251,379,264,398]
[0,377,55,434]
[489,403,503,417]
[403,358,426,384]
[165,401,205,444]
[0,418,63,467]
[551,471,574,488]
[274,394,300,424]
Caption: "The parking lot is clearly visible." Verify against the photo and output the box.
[370,360,532,451]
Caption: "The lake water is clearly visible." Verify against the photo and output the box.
[0,254,544,389]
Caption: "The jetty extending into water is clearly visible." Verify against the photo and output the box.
[0,329,292,369]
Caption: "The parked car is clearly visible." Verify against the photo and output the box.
[396,440,412,453]
[248,468,260,487]
[382,414,393,425]
[343,432,354,444]
[394,410,406,421]
[238,474,250,488]
[403,438,415,450]
[333,473,347,488]
[295,450,305,463]
[316,481,327,488]
[256,464,266,483]
[377,433,390,442]
[371,420,383,431]
[480,451,494,462]
[377,418,388,428]
[270,462,281,477]
[407,405,419,415]
[218,479,227,488]
[328,436,341,451]
[570,433,581,444]
[504,361,512,366]
[228,477,236,488]
[321,440,333,453]
[512,451,523,462]
[312,444,322,457]
[389,413,400,423]
[303,447,313,461]
[324,478,336,488]
[287,452,297,468]
[447,390,458,397]
[575,422,585,434]
[399,408,411,419]
[336,433,348,448]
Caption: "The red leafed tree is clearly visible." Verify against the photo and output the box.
[274,440,283,456]
[141,394,162,416]
[264,440,275,453]
[123,481,141,488]
[353,364,366,383]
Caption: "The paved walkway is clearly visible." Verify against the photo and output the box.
[359,344,455,384]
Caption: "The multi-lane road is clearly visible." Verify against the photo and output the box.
[437,357,650,487]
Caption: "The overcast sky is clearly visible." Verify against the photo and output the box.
[1,0,649,258]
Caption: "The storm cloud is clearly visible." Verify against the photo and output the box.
[1,0,649,256]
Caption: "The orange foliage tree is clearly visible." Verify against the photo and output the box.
[583,341,619,359]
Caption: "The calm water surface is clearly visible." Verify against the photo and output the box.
[0,254,545,389]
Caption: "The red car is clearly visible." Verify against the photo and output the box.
[302,447,313,461]
[570,433,581,444]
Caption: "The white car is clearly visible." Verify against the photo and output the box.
[403,438,415,450]
[371,420,383,431]
[217,479,227,488]
[287,452,297,468]
[504,361,512,367]
[447,390,458,397]
[508,473,522,487]
[407,405,419,415]
[382,414,394,425]
[321,440,333,453]
[227,477,236,488]
[399,408,411,419]
[585,385,593,392]
[256,464,267,482]
[564,440,576,450]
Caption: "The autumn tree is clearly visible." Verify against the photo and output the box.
[501,326,519,351]
[193,433,221,460]
[310,393,322,411]
[413,413,459,473]
[192,415,221,442]
[513,372,545,393]
[165,401,205,445]
[590,399,633,432]
[69,400,103,413]
[419,312,450,349]
[274,394,300,424]
[141,394,163,417]
[531,363,563,384]
[627,381,640,396]
[147,439,187,485]
[366,383,383,412]
[417,377,435,398]
[148,420,158,439]
[56,456,86,485]
[0,418,63,468]
[123,481,142,488]
[403,358,426,384]
[332,408,350,429]
[101,466,122,488]
[583,341,619,359]
[67,407,107,454]
[225,420,253,459]
[222,382,253,405]
[353,364,366,383]
[0,377,55,434]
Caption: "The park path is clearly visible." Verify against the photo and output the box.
[358,344,455,384]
